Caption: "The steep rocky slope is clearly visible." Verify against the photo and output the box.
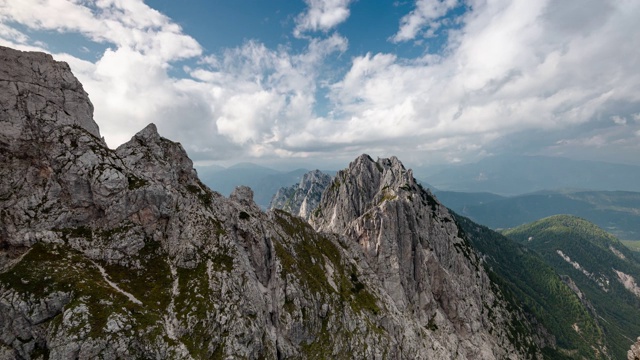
[309,155,548,358]
[278,160,615,358]
[269,170,332,219]
[0,45,543,359]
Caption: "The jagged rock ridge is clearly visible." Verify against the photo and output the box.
[269,170,332,219]
[0,46,542,359]
[310,155,549,358]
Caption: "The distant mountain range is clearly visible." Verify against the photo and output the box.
[419,155,640,195]
[437,189,640,240]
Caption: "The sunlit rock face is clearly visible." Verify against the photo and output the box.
[0,45,541,359]
[269,169,332,219]
[310,154,542,359]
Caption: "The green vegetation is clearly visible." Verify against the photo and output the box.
[102,239,172,310]
[186,181,214,207]
[127,174,148,190]
[0,242,164,341]
[272,209,381,321]
[175,261,215,358]
[57,225,94,240]
[453,214,607,358]
[377,191,397,205]
[622,240,640,252]
[503,215,640,359]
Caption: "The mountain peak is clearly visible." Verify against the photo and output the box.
[135,122,160,140]
[0,45,101,145]
[311,154,420,233]
[268,169,332,218]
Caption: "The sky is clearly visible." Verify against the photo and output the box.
[1,0,639,170]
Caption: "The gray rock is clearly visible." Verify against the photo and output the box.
[311,154,540,358]
[269,169,332,219]
[630,337,640,360]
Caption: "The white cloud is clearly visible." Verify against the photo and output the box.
[0,0,201,61]
[294,0,354,36]
[302,0,640,163]
[611,115,627,125]
[392,0,460,43]
[1,0,640,167]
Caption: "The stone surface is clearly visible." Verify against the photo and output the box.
[310,154,541,359]
[0,46,543,359]
[630,337,640,360]
[269,169,332,219]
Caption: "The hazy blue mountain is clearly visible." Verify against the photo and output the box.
[441,190,640,240]
[433,190,505,211]
[423,155,640,195]
[503,215,640,359]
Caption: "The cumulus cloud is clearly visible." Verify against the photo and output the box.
[0,0,201,61]
[392,0,460,43]
[611,115,627,125]
[187,35,348,158]
[303,0,640,164]
[294,0,354,36]
[1,0,640,167]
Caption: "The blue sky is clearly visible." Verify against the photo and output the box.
[1,0,639,169]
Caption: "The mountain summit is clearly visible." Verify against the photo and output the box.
[310,154,545,356]
[0,45,551,359]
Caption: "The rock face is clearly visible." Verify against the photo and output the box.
[269,170,332,219]
[310,155,542,358]
[630,337,640,360]
[0,45,100,145]
[0,46,542,359]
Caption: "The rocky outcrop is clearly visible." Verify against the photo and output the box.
[269,170,331,219]
[310,154,541,359]
[0,45,100,146]
[630,337,640,360]
[0,46,542,359]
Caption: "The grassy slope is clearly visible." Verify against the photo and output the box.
[453,214,606,359]
[503,215,640,359]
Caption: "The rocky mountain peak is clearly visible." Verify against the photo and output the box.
[268,169,332,219]
[135,122,161,141]
[0,45,101,147]
[116,122,197,187]
[310,154,419,233]
[230,185,256,207]
[310,154,540,358]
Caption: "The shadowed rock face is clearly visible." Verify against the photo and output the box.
[0,46,541,359]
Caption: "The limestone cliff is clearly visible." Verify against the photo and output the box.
[0,46,541,359]
[310,155,544,358]
[269,170,332,219]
